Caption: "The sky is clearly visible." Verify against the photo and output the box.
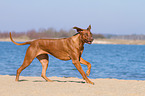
[0,0,145,35]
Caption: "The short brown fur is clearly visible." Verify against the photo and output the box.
[10,25,94,84]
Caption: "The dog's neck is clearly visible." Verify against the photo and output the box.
[71,33,85,48]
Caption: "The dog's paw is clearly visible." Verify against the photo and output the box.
[86,80,94,85]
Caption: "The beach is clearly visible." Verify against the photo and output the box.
[1,38,145,96]
[0,75,145,96]
[93,39,145,45]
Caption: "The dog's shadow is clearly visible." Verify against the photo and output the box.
[33,80,85,84]
[52,80,85,84]
[18,79,29,82]
[18,79,85,84]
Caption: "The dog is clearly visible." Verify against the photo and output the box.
[10,25,94,84]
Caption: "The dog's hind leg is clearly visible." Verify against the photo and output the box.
[15,46,37,81]
[37,54,52,82]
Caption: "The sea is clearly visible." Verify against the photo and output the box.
[0,42,145,80]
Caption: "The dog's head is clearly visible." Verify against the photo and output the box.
[73,25,94,44]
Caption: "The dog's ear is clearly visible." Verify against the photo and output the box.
[73,27,83,32]
[87,25,91,31]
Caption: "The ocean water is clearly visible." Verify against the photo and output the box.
[0,42,145,80]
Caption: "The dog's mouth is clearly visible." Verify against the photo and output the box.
[87,41,93,44]
[85,39,93,44]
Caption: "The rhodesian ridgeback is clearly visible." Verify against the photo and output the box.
[10,25,94,84]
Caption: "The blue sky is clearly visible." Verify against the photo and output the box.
[0,0,145,34]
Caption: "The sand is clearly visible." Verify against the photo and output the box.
[0,75,145,96]
[93,39,145,45]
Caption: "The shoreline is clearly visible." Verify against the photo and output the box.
[93,39,145,45]
[1,38,145,45]
[0,75,145,96]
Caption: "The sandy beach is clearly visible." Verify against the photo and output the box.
[0,75,145,96]
[93,39,145,45]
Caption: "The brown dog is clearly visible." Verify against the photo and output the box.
[10,25,94,84]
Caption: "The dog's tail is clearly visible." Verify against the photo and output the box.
[9,32,31,45]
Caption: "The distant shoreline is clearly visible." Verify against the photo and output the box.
[93,39,145,45]
[0,38,32,42]
[1,38,145,45]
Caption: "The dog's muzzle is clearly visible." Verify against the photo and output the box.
[85,39,94,44]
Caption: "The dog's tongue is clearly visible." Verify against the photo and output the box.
[88,41,92,44]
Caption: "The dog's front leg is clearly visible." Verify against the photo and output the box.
[80,57,91,76]
[72,59,94,85]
